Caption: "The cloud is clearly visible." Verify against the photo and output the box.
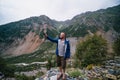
[0,0,120,25]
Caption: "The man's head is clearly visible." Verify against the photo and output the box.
[59,32,66,39]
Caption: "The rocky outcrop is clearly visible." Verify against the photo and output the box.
[35,56,120,80]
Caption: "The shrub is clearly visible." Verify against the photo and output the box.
[86,64,93,70]
[68,69,82,77]
[15,74,35,80]
[76,34,107,67]
[113,36,120,56]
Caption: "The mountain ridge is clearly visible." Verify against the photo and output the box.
[60,4,120,37]
[0,4,120,56]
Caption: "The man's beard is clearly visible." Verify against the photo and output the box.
[60,37,63,39]
[60,37,65,39]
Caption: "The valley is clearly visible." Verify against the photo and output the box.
[0,5,120,80]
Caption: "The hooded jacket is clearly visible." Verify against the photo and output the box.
[47,36,70,59]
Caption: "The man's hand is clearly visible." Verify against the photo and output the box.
[43,32,48,38]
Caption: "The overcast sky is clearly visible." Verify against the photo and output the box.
[0,0,120,25]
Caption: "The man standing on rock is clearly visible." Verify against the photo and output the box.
[44,32,70,80]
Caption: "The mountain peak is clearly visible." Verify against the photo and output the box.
[39,15,49,18]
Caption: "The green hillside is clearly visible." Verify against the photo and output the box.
[60,5,120,37]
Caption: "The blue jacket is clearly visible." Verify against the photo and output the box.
[47,36,70,59]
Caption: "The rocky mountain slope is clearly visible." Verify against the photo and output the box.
[0,15,58,56]
[61,5,120,53]
[61,5,120,37]
[0,5,120,56]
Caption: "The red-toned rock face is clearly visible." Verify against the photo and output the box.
[4,31,43,56]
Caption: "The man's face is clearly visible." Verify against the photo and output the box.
[60,32,65,39]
